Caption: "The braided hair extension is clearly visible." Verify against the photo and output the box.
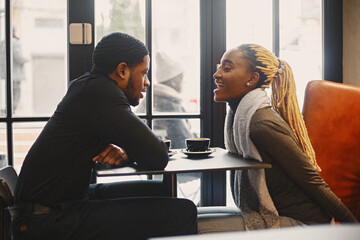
[237,44,320,171]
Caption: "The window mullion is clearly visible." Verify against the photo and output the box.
[200,0,226,207]
[145,0,153,128]
[4,0,14,166]
[68,0,95,82]
[323,0,342,83]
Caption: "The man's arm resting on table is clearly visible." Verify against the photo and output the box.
[89,83,168,170]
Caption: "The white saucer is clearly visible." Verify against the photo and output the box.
[180,148,216,157]
[168,150,177,157]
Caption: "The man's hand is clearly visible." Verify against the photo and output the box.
[93,144,128,166]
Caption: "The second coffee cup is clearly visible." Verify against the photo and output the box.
[185,138,210,152]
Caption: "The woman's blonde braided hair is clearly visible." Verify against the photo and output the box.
[238,44,320,171]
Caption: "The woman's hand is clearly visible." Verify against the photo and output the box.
[93,144,128,166]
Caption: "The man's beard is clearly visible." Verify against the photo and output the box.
[126,75,139,106]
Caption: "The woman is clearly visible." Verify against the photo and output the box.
[212,44,357,230]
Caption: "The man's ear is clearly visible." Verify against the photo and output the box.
[109,62,130,88]
[115,62,129,80]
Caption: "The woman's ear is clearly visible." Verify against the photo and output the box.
[248,72,260,87]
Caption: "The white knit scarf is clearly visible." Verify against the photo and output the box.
[224,88,280,230]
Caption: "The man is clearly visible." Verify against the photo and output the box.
[12,32,197,240]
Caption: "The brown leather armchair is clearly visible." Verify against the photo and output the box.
[302,80,360,221]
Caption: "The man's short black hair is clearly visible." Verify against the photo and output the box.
[92,32,149,75]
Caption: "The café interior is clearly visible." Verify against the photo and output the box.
[0,0,360,239]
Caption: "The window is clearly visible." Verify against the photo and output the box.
[279,0,322,109]
[35,18,63,28]
[0,0,67,170]
[0,123,6,168]
[12,122,43,172]
[227,0,322,109]
[0,0,337,206]
[0,0,6,168]
[226,0,273,51]
[0,0,6,117]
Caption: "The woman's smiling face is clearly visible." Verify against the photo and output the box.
[213,48,258,103]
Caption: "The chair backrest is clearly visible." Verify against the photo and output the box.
[0,166,18,240]
[302,80,360,221]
